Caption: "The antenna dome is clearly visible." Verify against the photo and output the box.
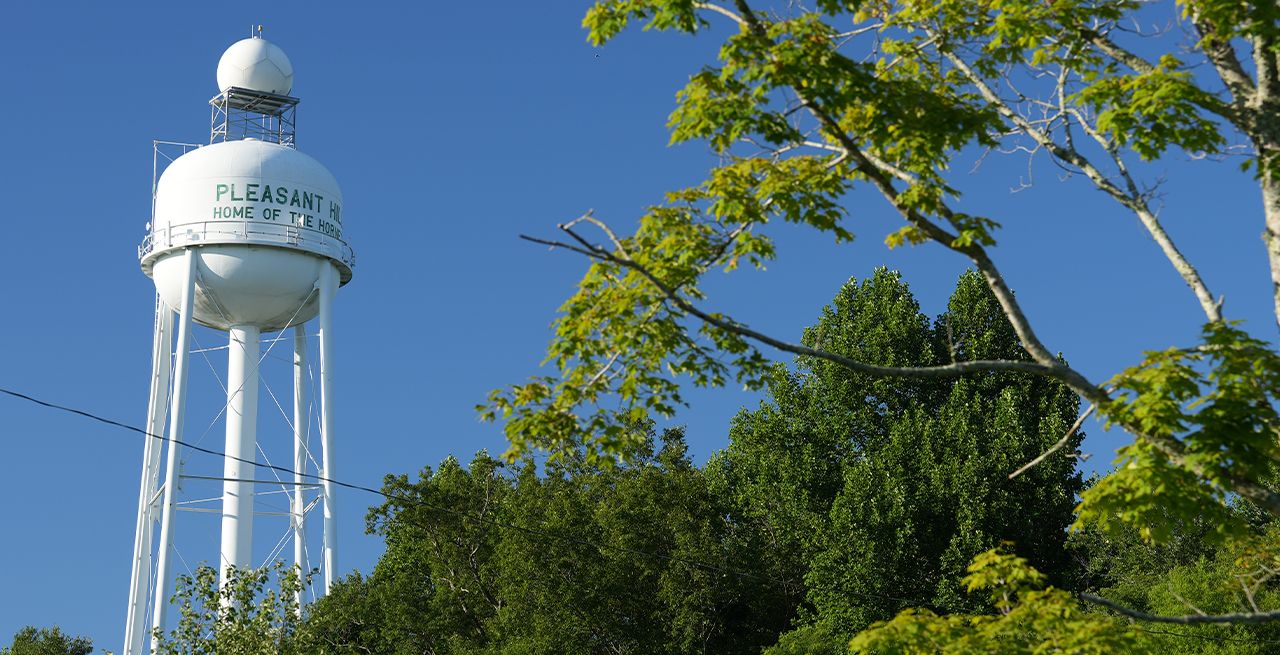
[217,37,294,95]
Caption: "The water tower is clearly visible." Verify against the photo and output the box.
[122,34,353,654]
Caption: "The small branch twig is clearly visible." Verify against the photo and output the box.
[1081,593,1280,624]
[940,46,1223,324]
[1008,403,1097,479]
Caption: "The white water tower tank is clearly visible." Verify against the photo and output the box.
[142,139,351,330]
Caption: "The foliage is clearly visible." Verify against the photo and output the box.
[373,0,1280,646]
[485,0,1251,461]
[0,627,91,655]
[152,563,304,655]
[1071,519,1280,654]
[848,546,1150,654]
[760,621,847,655]
[299,436,789,654]
[1077,323,1280,544]
[709,269,1083,636]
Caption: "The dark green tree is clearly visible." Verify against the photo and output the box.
[710,269,1082,637]
[1069,517,1280,654]
[300,433,788,654]
[0,627,92,655]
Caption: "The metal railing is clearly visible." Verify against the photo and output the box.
[138,220,355,269]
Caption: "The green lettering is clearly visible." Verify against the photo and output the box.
[246,183,259,202]
[290,189,301,207]
[275,186,288,204]
[230,184,244,202]
[216,184,229,201]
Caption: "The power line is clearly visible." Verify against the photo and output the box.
[0,386,811,593]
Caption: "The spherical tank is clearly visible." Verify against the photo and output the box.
[142,139,351,331]
[217,37,294,95]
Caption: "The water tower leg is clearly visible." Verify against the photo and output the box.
[151,248,198,645]
[220,324,260,588]
[292,324,307,610]
[317,263,338,595]
[124,295,172,655]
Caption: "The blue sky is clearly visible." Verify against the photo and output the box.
[0,1,1269,650]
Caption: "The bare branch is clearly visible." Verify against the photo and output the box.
[1084,30,1157,75]
[565,210,631,258]
[522,217,1280,517]
[1008,403,1096,479]
[1081,593,1280,624]
[520,231,1062,381]
[941,48,1223,323]
[833,23,883,40]
[694,2,746,27]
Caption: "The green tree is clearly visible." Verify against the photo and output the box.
[0,627,92,655]
[300,434,789,654]
[710,270,1082,638]
[152,563,304,655]
[484,0,1280,628]
[1070,518,1280,653]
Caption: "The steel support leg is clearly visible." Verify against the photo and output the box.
[220,324,260,588]
[123,295,172,655]
[317,264,338,594]
[150,248,197,646]
[292,324,308,610]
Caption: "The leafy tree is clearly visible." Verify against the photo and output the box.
[710,269,1082,638]
[300,434,789,654]
[1070,518,1280,653]
[483,0,1280,628]
[152,563,304,655]
[0,627,92,655]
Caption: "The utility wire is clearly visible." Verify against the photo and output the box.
[0,386,818,595]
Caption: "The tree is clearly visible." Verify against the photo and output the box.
[0,627,92,655]
[483,0,1280,625]
[300,435,790,654]
[1069,516,1280,653]
[709,269,1083,638]
[151,563,304,655]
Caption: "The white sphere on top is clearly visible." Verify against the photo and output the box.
[217,37,294,95]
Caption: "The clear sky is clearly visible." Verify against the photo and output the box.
[0,1,1269,650]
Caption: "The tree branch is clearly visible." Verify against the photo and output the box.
[940,48,1223,323]
[1081,592,1280,624]
[694,2,746,28]
[1190,18,1256,106]
[1084,29,1239,124]
[523,230,1060,380]
[1008,403,1095,479]
[719,0,1280,514]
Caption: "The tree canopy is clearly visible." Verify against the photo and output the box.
[480,0,1280,631]
[0,627,91,655]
